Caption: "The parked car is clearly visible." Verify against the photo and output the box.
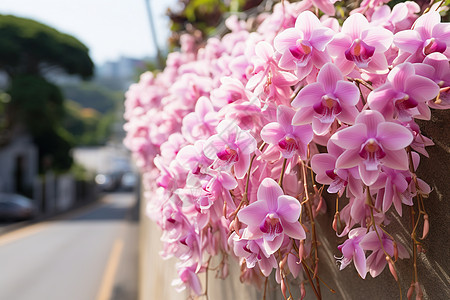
[95,172,122,192]
[120,172,137,191]
[0,193,35,221]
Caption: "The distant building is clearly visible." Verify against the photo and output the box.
[96,56,148,90]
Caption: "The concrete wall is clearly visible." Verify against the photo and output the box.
[139,110,449,299]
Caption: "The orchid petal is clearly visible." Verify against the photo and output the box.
[317,63,343,93]
[292,107,315,125]
[334,81,360,106]
[355,110,385,137]
[359,162,380,186]
[292,82,325,108]
[263,234,284,254]
[354,246,367,279]
[257,178,284,211]
[342,14,369,40]
[382,149,409,170]
[377,122,413,150]
[261,123,286,145]
[238,201,268,227]
[405,76,440,103]
[388,62,415,91]
[336,149,361,169]
[331,124,367,149]
[394,30,422,53]
[295,11,322,39]
[282,221,306,240]
[277,195,301,222]
[274,28,301,53]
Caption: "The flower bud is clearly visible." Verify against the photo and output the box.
[281,277,287,299]
[298,240,305,262]
[300,282,306,300]
[407,283,414,300]
[415,282,423,300]
[421,214,429,239]
[387,256,398,281]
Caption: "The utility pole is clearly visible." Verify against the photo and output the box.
[144,0,164,69]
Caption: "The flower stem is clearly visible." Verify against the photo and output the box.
[278,158,287,188]
[302,160,321,297]
[301,260,321,300]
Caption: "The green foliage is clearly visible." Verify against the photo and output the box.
[63,99,116,146]
[69,162,92,181]
[34,125,74,172]
[0,14,93,79]
[62,82,122,114]
[7,75,64,135]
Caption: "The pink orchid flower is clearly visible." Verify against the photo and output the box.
[261,105,313,159]
[172,265,203,295]
[328,13,393,74]
[237,178,305,255]
[360,229,409,277]
[367,62,440,121]
[246,41,298,104]
[204,120,257,179]
[331,110,413,186]
[337,227,367,278]
[182,96,218,143]
[176,140,214,175]
[274,11,335,80]
[311,139,355,195]
[372,166,410,216]
[413,53,450,109]
[292,63,360,135]
[231,232,277,277]
[394,11,450,63]
[370,2,420,33]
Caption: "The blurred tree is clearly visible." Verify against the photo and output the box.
[0,15,94,172]
[0,14,93,79]
[64,99,117,146]
[61,82,122,114]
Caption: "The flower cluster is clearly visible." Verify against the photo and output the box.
[124,1,449,298]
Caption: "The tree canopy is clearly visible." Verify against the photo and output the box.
[0,14,93,79]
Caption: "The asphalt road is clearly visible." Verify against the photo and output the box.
[0,192,139,300]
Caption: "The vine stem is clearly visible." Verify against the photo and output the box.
[230,143,267,220]
[301,260,321,300]
[346,77,374,91]
[366,187,402,300]
[278,158,287,188]
[406,146,421,286]
[301,160,321,298]
[263,277,268,300]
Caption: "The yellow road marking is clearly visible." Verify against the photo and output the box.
[96,238,124,300]
[0,223,49,247]
[0,201,103,247]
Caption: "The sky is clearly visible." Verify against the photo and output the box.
[0,0,178,65]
